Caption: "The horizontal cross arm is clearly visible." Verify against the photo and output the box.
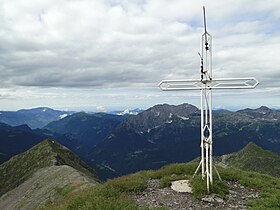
[158,79,202,91]
[158,77,259,91]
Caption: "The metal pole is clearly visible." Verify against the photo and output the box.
[206,141,209,192]
[201,89,205,178]
[209,90,213,184]
[209,33,213,185]
[193,160,202,178]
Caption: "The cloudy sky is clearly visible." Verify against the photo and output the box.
[0,0,279,111]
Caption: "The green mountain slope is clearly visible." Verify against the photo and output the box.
[0,140,99,210]
[219,142,280,177]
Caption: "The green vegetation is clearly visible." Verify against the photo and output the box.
[55,185,74,197]
[222,142,280,177]
[46,162,280,210]
[191,176,228,199]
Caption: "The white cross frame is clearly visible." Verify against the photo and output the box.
[158,6,259,192]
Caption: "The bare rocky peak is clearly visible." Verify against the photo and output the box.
[122,103,199,132]
[149,103,199,116]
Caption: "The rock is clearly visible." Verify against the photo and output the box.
[215,197,224,203]
[171,180,192,193]
[229,190,236,194]
[202,196,215,203]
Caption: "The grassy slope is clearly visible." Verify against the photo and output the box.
[0,139,98,197]
[221,142,280,177]
[46,162,280,210]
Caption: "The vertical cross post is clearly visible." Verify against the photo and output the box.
[200,6,213,190]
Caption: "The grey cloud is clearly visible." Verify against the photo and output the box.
[0,0,279,110]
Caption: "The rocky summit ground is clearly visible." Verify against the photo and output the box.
[130,179,259,210]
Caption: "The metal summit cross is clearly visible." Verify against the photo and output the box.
[158,6,259,192]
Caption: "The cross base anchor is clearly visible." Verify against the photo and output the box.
[192,141,222,193]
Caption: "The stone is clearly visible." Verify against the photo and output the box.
[229,190,236,194]
[215,197,224,203]
[202,196,215,203]
[171,180,192,193]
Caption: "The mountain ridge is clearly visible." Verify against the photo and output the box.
[218,142,280,177]
[0,139,99,210]
[0,139,99,197]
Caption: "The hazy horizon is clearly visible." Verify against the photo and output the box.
[0,102,277,113]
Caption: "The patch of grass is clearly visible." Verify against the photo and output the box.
[211,179,229,198]
[159,176,172,188]
[148,162,197,179]
[190,176,228,199]
[90,173,147,200]
[65,193,138,210]
[55,185,74,197]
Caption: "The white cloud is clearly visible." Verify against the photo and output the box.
[96,105,107,112]
[0,0,279,110]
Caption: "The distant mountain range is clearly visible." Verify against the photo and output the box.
[0,107,143,129]
[44,112,126,156]
[87,104,280,179]
[0,103,280,181]
[0,107,71,129]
